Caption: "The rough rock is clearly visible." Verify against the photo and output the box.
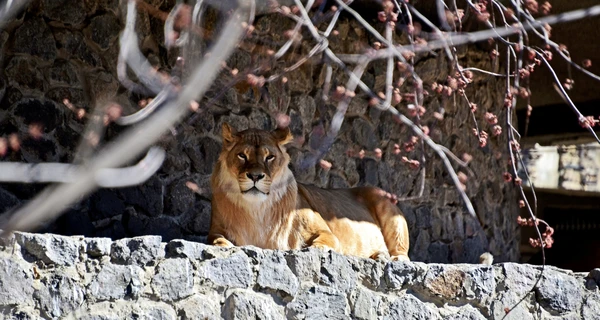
[117,176,165,217]
[84,237,112,257]
[15,232,79,266]
[319,250,357,292]
[87,263,145,301]
[223,290,284,320]
[422,264,495,308]
[41,0,93,25]
[12,18,57,61]
[75,300,176,320]
[536,268,583,315]
[151,258,194,301]
[5,56,45,91]
[85,14,121,50]
[286,247,322,283]
[582,295,600,320]
[350,287,382,320]
[256,251,299,296]
[176,294,221,320]
[385,261,428,289]
[35,270,85,319]
[0,187,20,214]
[198,252,253,289]
[89,189,125,219]
[0,258,35,306]
[384,294,440,320]
[443,305,487,320]
[286,286,349,319]
[110,235,163,266]
[165,239,208,260]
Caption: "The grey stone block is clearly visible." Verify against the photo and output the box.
[75,301,176,320]
[582,294,600,320]
[0,258,35,306]
[286,248,322,283]
[536,269,583,315]
[354,258,385,289]
[151,258,194,301]
[384,294,440,320]
[13,18,57,61]
[223,290,284,320]
[286,286,349,320]
[319,250,357,292]
[0,306,41,320]
[462,265,495,307]
[165,239,208,260]
[443,305,486,320]
[349,287,382,320]
[110,236,163,266]
[87,264,144,301]
[35,271,85,319]
[257,251,299,296]
[176,295,221,320]
[84,238,112,257]
[15,232,79,266]
[198,253,253,289]
[384,261,428,289]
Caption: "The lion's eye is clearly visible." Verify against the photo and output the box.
[237,153,247,160]
[266,155,275,161]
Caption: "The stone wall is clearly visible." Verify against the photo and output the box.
[0,232,599,319]
[0,1,519,262]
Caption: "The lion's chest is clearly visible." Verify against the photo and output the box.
[228,209,299,250]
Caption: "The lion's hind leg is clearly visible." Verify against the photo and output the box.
[359,188,410,261]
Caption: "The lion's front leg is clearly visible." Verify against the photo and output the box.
[295,208,340,252]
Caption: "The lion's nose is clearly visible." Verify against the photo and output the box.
[246,172,265,182]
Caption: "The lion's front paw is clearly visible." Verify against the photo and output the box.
[310,243,334,251]
[213,238,234,248]
[390,254,410,262]
[370,251,391,262]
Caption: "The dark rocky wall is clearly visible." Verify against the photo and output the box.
[0,1,519,262]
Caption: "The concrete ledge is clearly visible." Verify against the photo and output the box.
[0,232,598,319]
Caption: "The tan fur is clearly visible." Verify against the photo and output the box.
[208,123,410,260]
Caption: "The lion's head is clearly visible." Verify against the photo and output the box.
[213,123,294,205]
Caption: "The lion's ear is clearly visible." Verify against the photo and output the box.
[273,126,293,146]
[222,122,238,146]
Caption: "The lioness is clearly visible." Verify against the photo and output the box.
[208,123,410,260]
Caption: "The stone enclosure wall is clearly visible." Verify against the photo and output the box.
[1,232,599,319]
[0,1,519,262]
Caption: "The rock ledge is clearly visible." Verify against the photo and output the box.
[0,233,598,319]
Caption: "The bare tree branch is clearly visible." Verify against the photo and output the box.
[0,147,165,188]
[0,0,30,29]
